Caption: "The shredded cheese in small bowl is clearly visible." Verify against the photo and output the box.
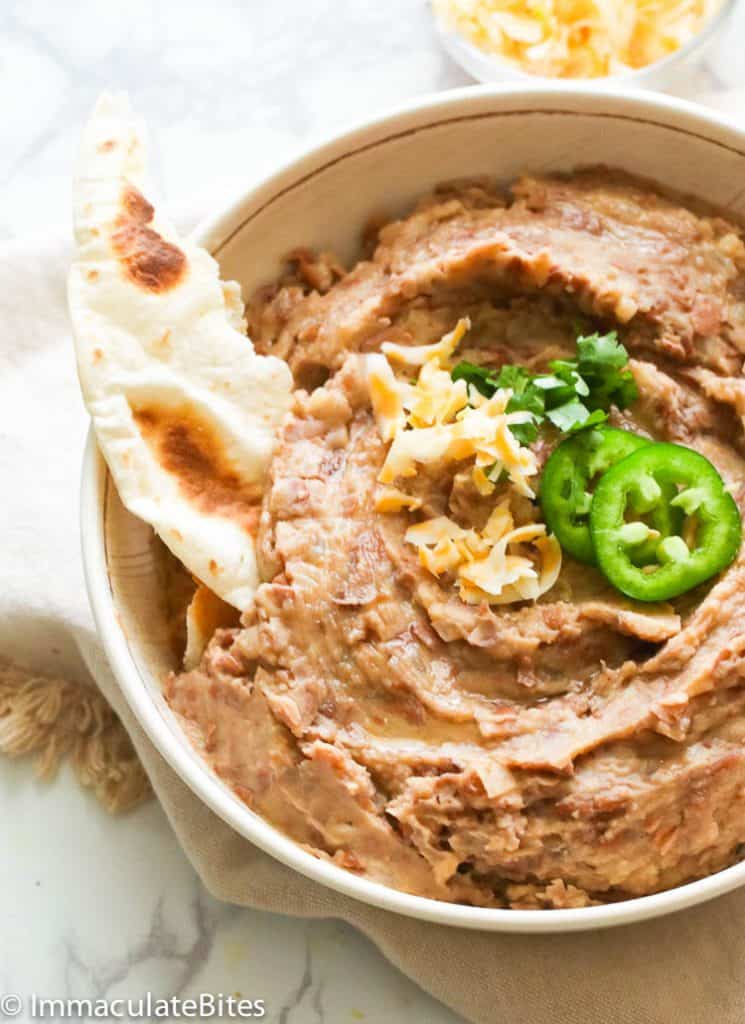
[432,0,733,84]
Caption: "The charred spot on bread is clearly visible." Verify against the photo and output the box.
[133,403,263,535]
[112,185,187,292]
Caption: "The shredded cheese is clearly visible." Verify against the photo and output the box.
[433,0,724,80]
[365,318,562,605]
[374,487,424,513]
[365,354,406,442]
[382,317,471,367]
[367,321,538,497]
[405,502,562,605]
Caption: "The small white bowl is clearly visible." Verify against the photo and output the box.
[82,84,745,933]
[433,0,740,92]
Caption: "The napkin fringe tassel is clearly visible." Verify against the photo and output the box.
[0,660,150,813]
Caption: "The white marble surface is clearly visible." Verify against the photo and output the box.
[3,1,745,1021]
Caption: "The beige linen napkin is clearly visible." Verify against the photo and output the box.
[6,95,745,1023]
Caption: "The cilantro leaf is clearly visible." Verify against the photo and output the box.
[571,372,590,398]
[574,331,638,412]
[613,370,639,409]
[545,399,593,433]
[545,401,606,434]
[507,418,540,446]
[448,329,636,444]
[576,331,629,371]
[495,365,545,441]
[495,364,533,395]
[531,374,565,390]
[504,387,545,420]
[451,361,499,396]
[451,361,544,440]
[543,362,586,405]
[566,408,608,434]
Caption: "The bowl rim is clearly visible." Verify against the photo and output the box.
[81,82,745,933]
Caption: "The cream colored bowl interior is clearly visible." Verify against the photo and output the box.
[83,85,745,933]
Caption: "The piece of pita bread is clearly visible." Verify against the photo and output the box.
[69,93,293,609]
[183,584,241,670]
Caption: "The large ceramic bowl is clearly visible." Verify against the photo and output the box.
[81,84,745,933]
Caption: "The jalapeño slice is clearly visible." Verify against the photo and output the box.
[539,427,658,564]
[590,443,742,602]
